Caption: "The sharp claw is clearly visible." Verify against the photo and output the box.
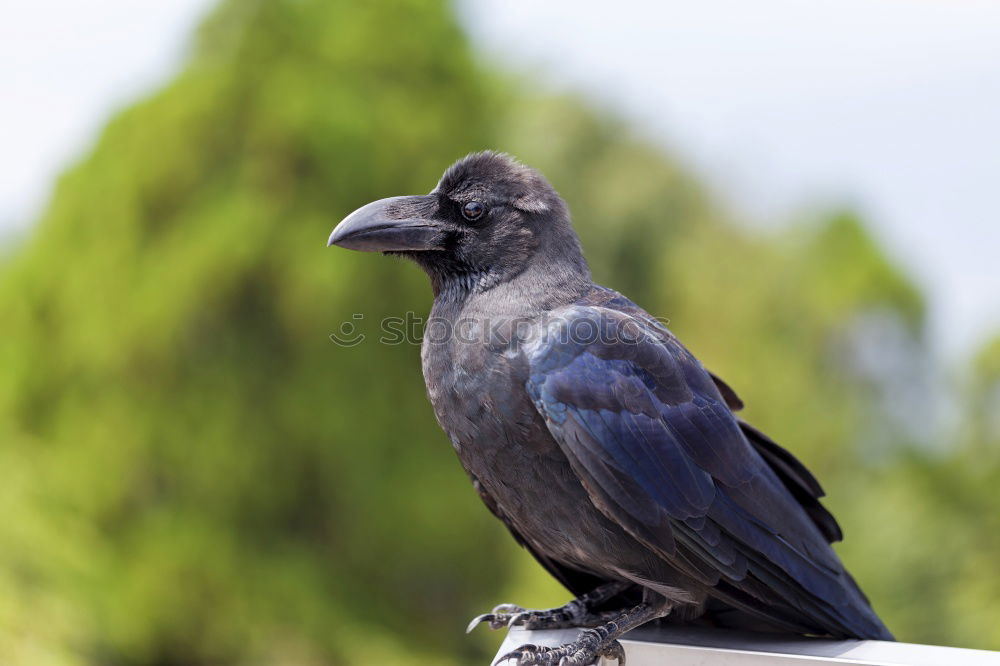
[469,602,532,634]
[467,611,522,633]
[467,614,491,634]
[495,644,544,666]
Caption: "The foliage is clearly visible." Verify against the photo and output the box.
[0,0,997,663]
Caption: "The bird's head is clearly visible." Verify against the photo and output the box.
[328,151,589,298]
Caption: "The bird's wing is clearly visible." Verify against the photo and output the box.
[524,305,891,639]
[580,286,843,542]
[737,420,842,543]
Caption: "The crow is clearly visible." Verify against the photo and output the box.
[328,152,893,665]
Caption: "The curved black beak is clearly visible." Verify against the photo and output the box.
[327,195,444,252]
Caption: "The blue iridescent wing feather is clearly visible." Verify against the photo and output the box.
[525,299,892,640]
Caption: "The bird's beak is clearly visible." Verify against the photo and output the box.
[327,195,444,252]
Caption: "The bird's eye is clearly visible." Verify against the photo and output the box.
[461,201,486,221]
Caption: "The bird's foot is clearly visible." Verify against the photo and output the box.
[468,602,621,633]
[494,634,625,665]
[492,599,669,666]
[468,582,632,633]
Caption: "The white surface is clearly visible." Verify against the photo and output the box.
[0,0,209,234]
[494,625,1000,666]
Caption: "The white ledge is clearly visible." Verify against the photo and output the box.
[493,625,1000,665]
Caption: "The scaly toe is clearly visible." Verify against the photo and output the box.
[507,611,532,627]
[555,650,599,666]
[497,638,610,666]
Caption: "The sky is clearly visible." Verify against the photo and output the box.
[2,0,998,358]
[0,0,208,235]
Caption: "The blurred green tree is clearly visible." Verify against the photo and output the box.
[0,0,996,663]
[1,1,500,664]
[849,337,1000,649]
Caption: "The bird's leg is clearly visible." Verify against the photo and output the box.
[468,582,633,632]
[495,599,671,666]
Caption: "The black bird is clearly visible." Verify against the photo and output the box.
[328,152,893,665]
